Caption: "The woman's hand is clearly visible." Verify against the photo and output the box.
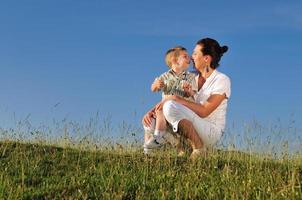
[142,110,154,127]
[183,82,194,97]
[155,95,179,111]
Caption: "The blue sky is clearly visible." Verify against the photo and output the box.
[0,0,301,140]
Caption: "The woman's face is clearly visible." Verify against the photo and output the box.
[192,45,206,71]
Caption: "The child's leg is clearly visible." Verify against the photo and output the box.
[143,108,168,148]
[155,108,180,146]
[143,118,155,143]
[146,108,181,148]
[144,132,152,143]
[142,117,156,154]
[154,108,167,138]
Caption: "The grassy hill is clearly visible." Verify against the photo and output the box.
[0,141,301,199]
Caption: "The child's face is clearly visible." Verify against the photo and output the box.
[175,51,191,70]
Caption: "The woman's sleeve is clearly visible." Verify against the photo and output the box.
[211,75,231,98]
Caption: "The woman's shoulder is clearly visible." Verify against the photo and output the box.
[214,70,231,83]
[211,70,231,98]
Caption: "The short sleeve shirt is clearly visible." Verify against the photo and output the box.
[157,69,198,101]
[194,70,231,131]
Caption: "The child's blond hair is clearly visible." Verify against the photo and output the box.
[165,46,187,68]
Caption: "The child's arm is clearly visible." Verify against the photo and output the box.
[183,75,198,97]
[151,78,165,92]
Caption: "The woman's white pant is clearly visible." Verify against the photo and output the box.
[162,100,223,147]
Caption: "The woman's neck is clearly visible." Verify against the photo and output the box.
[200,67,214,79]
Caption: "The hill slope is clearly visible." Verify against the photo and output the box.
[0,141,301,199]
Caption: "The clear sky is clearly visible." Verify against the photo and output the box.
[0,0,301,142]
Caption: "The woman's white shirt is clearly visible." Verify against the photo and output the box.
[194,70,231,131]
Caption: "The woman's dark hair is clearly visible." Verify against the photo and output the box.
[196,38,228,69]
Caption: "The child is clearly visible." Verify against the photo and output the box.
[144,46,198,152]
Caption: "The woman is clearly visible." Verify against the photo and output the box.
[143,38,231,158]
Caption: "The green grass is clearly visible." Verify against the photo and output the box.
[0,141,302,199]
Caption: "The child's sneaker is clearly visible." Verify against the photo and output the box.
[143,147,153,155]
[144,135,165,149]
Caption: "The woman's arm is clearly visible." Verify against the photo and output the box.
[142,100,166,127]
[165,94,226,118]
[142,106,156,127]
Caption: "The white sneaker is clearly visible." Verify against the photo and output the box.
[143,147,153,155]
[144,135,165,149]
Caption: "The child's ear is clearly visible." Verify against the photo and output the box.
[172,57,178,65]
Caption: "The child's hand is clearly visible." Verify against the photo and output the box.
[183,82,193,97]
[153,78,165,91]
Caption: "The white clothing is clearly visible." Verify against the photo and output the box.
[163,70,231,147]
[194,70,231,131]
[163,100,222,147]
